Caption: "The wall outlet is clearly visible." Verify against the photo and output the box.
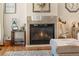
[7,37,11,40]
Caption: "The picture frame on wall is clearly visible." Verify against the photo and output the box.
[33,3,50,12]
[65,3,79,12]
[4,3,16,14]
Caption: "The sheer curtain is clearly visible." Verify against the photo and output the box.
[0,4,4,45]
[0,24,1,42]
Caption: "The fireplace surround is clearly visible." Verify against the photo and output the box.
[27,16,58,45]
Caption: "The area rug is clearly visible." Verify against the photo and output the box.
[4,50,50,56]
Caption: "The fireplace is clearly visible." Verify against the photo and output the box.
[30,24,55,45]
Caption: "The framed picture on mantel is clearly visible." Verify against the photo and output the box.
[4,3,16,14]
[33,3,50,12]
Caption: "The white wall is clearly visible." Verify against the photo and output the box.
[4,3,79,40]
[4,3,58,40]
[58,3,79,33]
[27,3,58,16]
[4,3,27,40]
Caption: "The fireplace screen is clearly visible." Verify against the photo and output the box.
[30,24,55,45]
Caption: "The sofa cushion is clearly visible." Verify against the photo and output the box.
[57,46,79,54]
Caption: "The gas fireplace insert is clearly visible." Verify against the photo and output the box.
[30,24,55,45]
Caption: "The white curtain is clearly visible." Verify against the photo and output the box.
[0,24,1,42]
[0,4,4,45]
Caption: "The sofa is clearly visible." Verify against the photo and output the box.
[50,39,79,56]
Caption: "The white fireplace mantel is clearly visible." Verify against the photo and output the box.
[26,16,58,45]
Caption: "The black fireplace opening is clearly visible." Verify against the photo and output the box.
[30,24,55,45]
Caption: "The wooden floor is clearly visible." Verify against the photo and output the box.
[1,40,79,56]
[0,40,51,56]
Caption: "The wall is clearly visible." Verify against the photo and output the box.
[4,3,79,40]
[57,3,79,38]
[4,3,27,40]
[4,3,58,40]
[27,3,58,16]
[58,3,79,33]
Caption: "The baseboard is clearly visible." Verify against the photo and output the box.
[0,42,4,46]
[26,44,50,47]
[4,40,11,42]
[26,44,51,50]
[4,40,11,46]
[0,41,4,46]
